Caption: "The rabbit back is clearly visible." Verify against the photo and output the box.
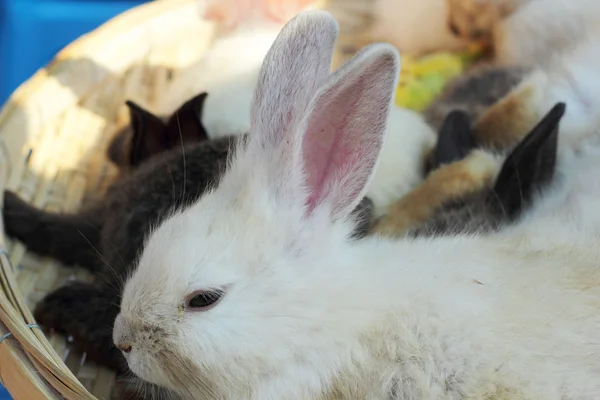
[424,64,529,131]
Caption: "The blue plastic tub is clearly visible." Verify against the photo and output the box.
[0,0,150,105]
[0,385,10,400]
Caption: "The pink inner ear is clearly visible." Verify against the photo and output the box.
[302,75,385,220]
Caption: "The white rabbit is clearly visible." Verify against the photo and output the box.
[115,11,600,399]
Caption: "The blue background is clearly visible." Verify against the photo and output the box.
[0,0,149,106]
[0,2,149,398]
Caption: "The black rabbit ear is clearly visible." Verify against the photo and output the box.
[106,127,134,168]
[435,110,475,166]
[164,92,210,148]
[489,102,565,219]
[125,100,168,166]
[349,197,374,239]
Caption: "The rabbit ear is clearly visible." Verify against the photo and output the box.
[435,110,474,166]
[125,100,168,166]
[164,92,210,148]
[298,44,400,220]
[250,10,338,151]
[106,127,134,168]
[489,102,565,219]
[245,11,398,221]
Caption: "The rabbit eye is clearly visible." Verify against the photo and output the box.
[186,289,223,310]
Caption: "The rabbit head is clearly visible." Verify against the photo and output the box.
[115,10,399,398]
[107,93,210,170]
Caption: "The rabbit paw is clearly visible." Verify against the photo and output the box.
[34,282,126,372]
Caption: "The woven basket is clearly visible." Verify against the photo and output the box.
[0,0,375,398]
[0,0,244,398]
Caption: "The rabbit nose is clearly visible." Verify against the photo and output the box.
[118,344,132,353]
[113,313,134,353]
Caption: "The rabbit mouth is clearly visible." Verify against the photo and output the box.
[125,350,174,389]
[155,348,222,399]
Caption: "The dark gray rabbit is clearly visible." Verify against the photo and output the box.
[3,94,374,378]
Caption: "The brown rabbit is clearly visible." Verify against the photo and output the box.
[374,102,565,238]
[472,75,548,149]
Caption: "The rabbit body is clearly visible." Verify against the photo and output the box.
[447,0,600,66]
[424,64,529,131]
[115,11,600,400]
[118,142,600,399]
[496,0,600,66]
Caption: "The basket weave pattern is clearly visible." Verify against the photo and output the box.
[0,1,224,398]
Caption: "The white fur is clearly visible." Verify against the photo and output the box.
[160,24,280,138]
[511,37,600,149]
[495,0,600,66]
[117,11,600,400]
[370,106,435,216]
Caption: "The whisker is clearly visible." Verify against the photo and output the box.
[76,229,124,290]
[176,112,187,210]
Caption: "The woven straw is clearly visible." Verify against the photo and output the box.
[0,0,241,398]
[0,0,375,398]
